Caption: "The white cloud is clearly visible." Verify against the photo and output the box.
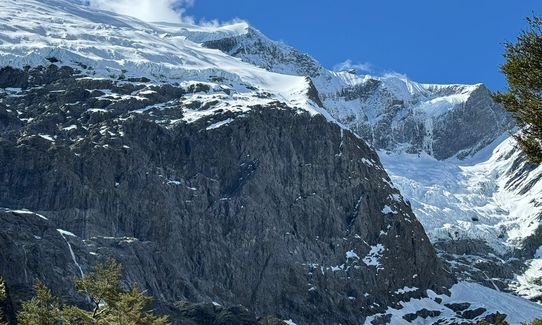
[382,71,409,80]
[333,59,372,73]
[198,17,247,28]
[89,0,194,23]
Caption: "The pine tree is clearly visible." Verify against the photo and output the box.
[494,16,542,163]
[73,257,123,320]
[72,258,168,324]
[17,258,169,325]
[0,277,7,325]
[17,280,62,325]
[105,285,168,325]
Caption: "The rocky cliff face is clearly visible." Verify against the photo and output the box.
[0,66,453,324]
[324,79,513,160]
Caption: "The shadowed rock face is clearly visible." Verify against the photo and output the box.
[199,31,542,301]
[0,66,453,324]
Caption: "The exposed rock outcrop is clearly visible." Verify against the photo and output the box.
[0,66,453,324]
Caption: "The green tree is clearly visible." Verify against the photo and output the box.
[17,280,62,325]
[105,285,168,325]
[17,258,168,325]
[494,16,542,163]
[0,278,4,301]
[522,319,542,325]
[74,258,123,320]
[0,277,7,325]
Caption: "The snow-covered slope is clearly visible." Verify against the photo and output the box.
[380,135,542,299]
[366,282,542,324]
[380,134,542,254]
[0,0,330,121]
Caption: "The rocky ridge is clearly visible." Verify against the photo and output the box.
[187,24,513,160]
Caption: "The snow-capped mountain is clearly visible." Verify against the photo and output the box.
[171,17,542,303]
[173,22,513,160]
[381,136,542,299]
[0,0,332,119]
[1,0,542,324]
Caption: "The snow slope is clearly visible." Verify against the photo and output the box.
[0,0,328,120]
[380,134,542,299]
[166,19,483,123]
[365,282,542,325]
[379,134,542,254]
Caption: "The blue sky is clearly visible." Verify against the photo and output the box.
[186,1,541,90]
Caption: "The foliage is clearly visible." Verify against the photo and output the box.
[0,278,5,302]
[74,257,123,319]
[17,281,62,325]
[0,277,6,325]
[17,258,168,325]
[494,16,542,163]
[522,320,542,325]
[105,285,168,325]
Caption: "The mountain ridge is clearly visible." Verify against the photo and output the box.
[1,0,542,324]
[168,13,542,303]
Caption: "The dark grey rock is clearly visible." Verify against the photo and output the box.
[462,308,487,320]
[402,313,418,322]
[445,303,471,313]
[203,28,323,79]
[482,312,508,324]
[370,314,392,325]
[435,239,535,293]
[0,66,454,324]
[431,85,512,160]
[403,308,441,322]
